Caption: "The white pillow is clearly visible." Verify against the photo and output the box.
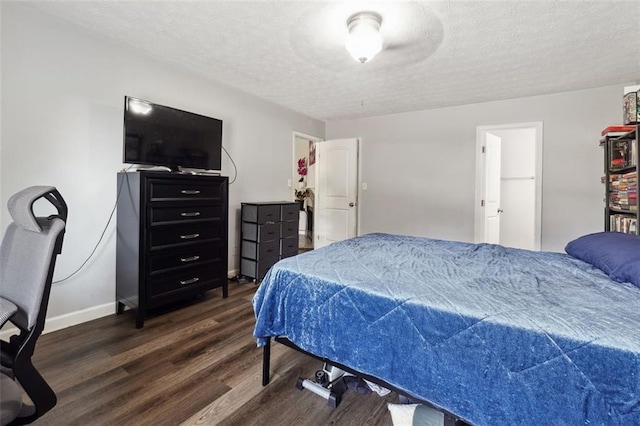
[387,403,445,426]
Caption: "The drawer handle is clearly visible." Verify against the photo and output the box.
[180,277,200,285]
[180,255,200,263]
[266,249,274,253]
[181,189,201,195]
[180,233,200,240]
[180,212,201,217]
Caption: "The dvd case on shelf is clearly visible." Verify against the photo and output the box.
[609,139,635,169]
[623,91,639,125]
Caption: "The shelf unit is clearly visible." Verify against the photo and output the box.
[239,202,299,282]
[602,125,639,234]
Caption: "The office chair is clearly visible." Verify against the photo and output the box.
[0,186,67,425]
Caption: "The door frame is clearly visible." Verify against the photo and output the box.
[474,122,543,249]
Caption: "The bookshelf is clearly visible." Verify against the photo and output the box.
[602,125,639,234]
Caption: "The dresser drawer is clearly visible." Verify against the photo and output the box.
[280,236,299,258]
[242,204,281,224]
[148,262,223,299]
[240,258,278,281]
[149,243,224,272]
[242,222,280,242]
[148,179,225,202]
[150,221,222,249]
[280,220,298,238]
[241,240,279,261]
[281,203,299,222]
[150,205,224,224]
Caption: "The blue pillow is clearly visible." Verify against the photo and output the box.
[565,232,640,288]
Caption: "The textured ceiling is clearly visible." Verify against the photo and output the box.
[27,1,640,121]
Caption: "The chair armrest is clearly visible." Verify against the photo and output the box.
[0,298,18,329]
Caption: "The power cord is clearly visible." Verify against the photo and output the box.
[53,165,133,283]
[222,145,238,184]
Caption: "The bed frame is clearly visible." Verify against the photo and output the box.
[254,234,640,424]
[261,336,471,426]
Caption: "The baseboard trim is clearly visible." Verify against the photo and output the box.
[1,273,240,340]
[0,302,114,340]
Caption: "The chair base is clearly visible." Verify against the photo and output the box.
[1,373,23,425]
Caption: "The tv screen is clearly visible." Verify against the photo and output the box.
[123,96,222,171]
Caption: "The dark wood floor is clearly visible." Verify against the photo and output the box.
[31,281,396,425]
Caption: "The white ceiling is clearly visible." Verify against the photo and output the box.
[27,0,640,122]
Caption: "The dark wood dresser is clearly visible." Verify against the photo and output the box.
[116,171,228,328]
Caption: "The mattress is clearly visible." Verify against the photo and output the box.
[252,233,640,425]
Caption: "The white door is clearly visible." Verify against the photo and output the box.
[315,138,359,249]
[483,133,502,244]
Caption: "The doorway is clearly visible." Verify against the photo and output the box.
[474,122,543,250]
[292,132,322,251]
[291,134,360,251]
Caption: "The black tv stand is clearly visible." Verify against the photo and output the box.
[128,165,221,176]
[179,168,221,176]
[130,165,173,173]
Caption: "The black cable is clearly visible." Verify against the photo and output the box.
[54,147,233,284]
[222,145,238,184]
[53,165,133,283]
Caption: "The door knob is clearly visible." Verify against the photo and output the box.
[349,202,355,207]
[497,209,504,213]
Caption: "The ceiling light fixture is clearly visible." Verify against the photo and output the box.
[345,12,383,64]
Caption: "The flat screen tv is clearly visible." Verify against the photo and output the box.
[123,96,223,171]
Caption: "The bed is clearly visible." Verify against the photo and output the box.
[252,233,640,425]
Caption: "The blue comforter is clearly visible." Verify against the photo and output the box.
[252,233,640,425]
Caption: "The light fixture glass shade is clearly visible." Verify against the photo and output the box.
[345,12,383,63]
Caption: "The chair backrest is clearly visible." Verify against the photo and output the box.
[0,187,67,332]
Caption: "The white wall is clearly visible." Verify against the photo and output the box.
[326,85,627,252]
[0,3,324,326]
